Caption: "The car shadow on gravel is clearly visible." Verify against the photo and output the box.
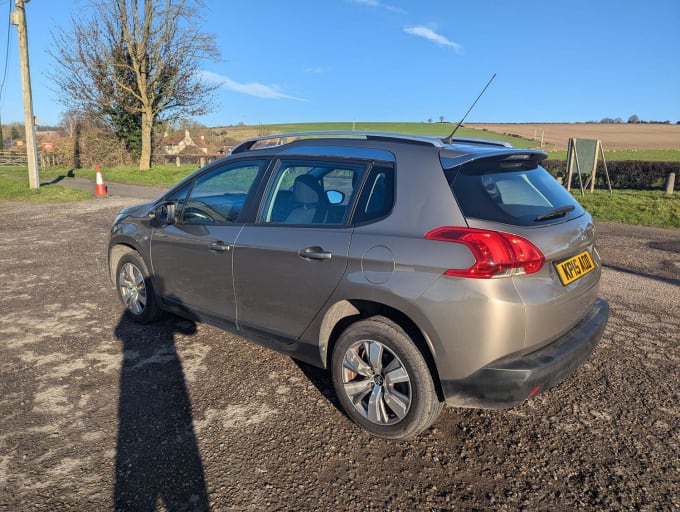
[292,360,344,414]
[113,314,209,511]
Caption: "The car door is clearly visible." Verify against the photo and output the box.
[150,159,267,321]
[233,159,367,339]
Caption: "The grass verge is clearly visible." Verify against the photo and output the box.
[39,164,198,188]
[0,169,92,202]
[573,190,680,229]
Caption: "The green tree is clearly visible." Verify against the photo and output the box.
[49,0,219,170]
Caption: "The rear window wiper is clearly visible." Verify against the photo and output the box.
[535,205,575,222]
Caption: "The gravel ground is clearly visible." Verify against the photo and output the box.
[0,197,678,511]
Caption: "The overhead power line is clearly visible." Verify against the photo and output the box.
[0,0,13,107]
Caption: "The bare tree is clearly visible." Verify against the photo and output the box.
[60,111,85,139]
[49,0,220,170]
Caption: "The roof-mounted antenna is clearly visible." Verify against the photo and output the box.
[443,73,496,144]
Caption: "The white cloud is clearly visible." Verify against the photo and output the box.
[404,25,463,53]
[305,66,331,74]
[199,71,307,101]
[349,0,406,14]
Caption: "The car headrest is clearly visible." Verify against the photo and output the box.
[293,174,322,204]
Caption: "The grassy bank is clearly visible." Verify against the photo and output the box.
[573,190,680,228]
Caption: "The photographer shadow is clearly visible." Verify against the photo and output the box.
[113,313,209,511]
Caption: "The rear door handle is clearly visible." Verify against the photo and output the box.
[208,240,231,253]
[298,246,332,261]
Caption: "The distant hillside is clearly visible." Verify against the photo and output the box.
[212,122,538,149]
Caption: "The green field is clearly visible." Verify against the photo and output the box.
[546,149,680,162]
[224,122,680,161]
[233,122,539,149]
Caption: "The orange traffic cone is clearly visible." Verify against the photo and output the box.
[95,165,108,197]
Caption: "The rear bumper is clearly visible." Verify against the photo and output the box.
[441,298,609,409]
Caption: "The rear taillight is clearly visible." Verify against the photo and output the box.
[425,227,545,279]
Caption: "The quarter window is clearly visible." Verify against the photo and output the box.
[352,165,395,224]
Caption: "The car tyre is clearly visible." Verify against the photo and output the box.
[331,316,443,439]
[115,251,162,324]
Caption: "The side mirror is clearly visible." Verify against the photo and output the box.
[326,190,344,205]
[151,202,176,224]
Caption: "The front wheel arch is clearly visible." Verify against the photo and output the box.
[109,243,140,283]
[112,247,163,324]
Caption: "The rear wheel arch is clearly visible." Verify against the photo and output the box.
[320,299,444,402]
[329,315,444,439]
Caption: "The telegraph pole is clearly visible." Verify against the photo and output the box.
[11,0,39,189]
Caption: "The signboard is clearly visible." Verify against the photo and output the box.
[41,142,55,152]
[570,139,598,176]
[565,138,611,194]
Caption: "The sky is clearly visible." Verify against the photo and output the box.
[0,0,679,128]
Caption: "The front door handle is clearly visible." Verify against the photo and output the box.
[298,246,332,261]
[208,240,231,253]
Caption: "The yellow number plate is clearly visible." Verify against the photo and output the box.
[555,250,596,286]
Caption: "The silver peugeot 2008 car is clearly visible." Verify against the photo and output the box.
[109,131,608,439]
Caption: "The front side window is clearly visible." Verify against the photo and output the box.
[181,160,265,224]
[259,160,366,225]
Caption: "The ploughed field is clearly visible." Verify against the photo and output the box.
[466,122,680,151]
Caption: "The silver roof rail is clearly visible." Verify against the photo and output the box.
[447,136,512,148]
[230,131,445,154]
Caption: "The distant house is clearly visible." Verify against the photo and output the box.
[162,129,221,157]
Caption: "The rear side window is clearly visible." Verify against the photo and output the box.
[445,158,584,226]
[258,160,367,225]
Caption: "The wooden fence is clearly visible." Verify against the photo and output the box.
[0,151,28,166]
[2,151,229,168]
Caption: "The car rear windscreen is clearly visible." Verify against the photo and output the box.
[443,156,585,227]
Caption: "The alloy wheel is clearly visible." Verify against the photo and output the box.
[341,339,412,425]
[118,262,147,315]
